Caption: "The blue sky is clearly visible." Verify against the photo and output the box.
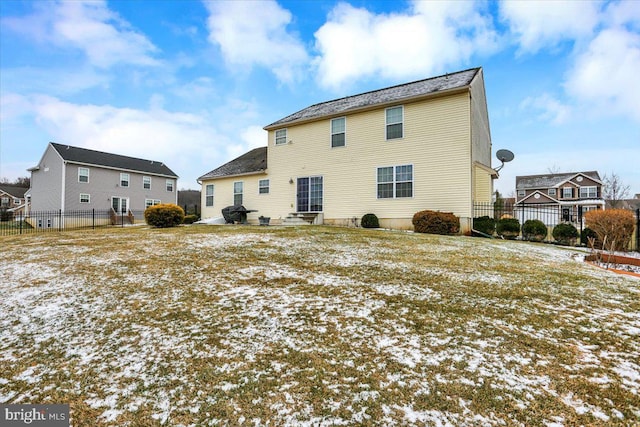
[1,0,638,196]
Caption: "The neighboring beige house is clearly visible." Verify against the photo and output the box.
[199,67,495,232]
[515,171,605,226]
[0,185,29,216]
[28,142,179,227]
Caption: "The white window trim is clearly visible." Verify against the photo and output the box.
[145,199,161,208]
[517,190,525,197]
[233,181,243,205]
[275,128,287,145]
[579,186,597,198]
[78,167,90,184]
[562,187,573,198]
[258,179,269,195]
[205,184,214,207]
[79,193,90,204]
[385,106,404,140]
[166,179,174,192]
[376,164,413,199]
[548,188,556,196]
[120,173,130,188]
[78,167,89,183]
[143,176,152,190]
[330,117,346,148]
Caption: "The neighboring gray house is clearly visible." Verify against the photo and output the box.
[28,143,178,225]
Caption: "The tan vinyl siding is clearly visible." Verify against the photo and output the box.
[473,164,493,204]
[469,69,492,167]
[200,174,267,223]
[266,92,473,223]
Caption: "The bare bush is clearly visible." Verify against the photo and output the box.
[584,209,635,252]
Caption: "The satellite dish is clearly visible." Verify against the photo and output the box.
[495,149,514,172]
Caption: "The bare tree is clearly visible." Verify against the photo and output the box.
[547,164,561,174]
[603,172,630,208]
[0,176,30,186]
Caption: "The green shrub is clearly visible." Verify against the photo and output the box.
[581,227,599,247]
[496,218,520,239]
[552,223,579,245]
[473,216,495,236]
[183,214,199,225]
[361,213,380,229]
[522,219,548,242]
[412,210,460,235]
[144,203,185,228]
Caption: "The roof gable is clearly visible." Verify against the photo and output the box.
[0,185,29,198]
[49,143,178,177]
[516,171,601,190]
[518,190,559,204]
[198,147,267,181]
[265,68,480,129]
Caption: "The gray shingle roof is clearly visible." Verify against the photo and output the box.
[50,143,178,177]
[0,185,29,198]
[516,171,601,189]
[198,147,267,180]
[265,68,481,129]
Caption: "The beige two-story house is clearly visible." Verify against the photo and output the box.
[199,67,495,232]
[28,142,178,227]
[515,171,605,226]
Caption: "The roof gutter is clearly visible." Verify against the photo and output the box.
[198,169,267,182]
[264,86,470,131]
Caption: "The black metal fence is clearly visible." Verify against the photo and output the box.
[636,208,640,252]
[0,209,146,236]
[473,202,639,251]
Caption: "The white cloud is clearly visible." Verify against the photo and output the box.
[241,126,268,149]
[565,28,640,122]
[204,0,309,83]
[8,95,237,187]
[2,0,159,68]
[499,0,601,53]
[520,93,571,124]
[313,1,499,90]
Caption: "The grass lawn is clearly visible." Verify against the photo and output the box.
[1,225,639,426]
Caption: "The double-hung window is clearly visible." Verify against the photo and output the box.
[120,173,130,187]
[562,187,573,199]
[331,117,345,147]
[377,165,413,198]
[79,194,90,203]
[143,176,151,189]
[205,184,214,206]
[78,167,89,183]
[234,182,243,205]
[145,199,161,209]
[548,188,556,196]
[259,179,269,194]
[386,106,403,140]
[275,129,287,145]
[579,186,597,198]
[166,179,174,192]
